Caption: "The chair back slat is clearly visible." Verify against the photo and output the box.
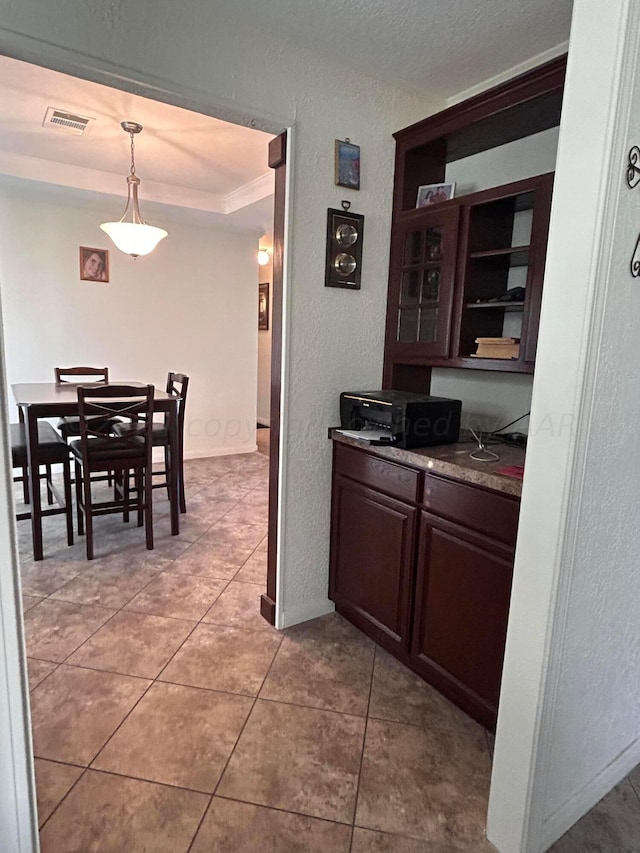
[55,366,109,385]
[165,372,189,430]
[77,384,154,462]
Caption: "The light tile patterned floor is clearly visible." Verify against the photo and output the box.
[15,450,640,852]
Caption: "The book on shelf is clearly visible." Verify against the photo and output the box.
[471,337,520,359]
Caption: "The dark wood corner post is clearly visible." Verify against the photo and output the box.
[261,130,287,625]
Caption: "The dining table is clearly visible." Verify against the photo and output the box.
[11,381,181,561]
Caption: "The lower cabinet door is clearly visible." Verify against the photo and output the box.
[411,511,514,727]
[329,474,417,653]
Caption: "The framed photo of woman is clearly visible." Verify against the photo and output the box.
[79,246,109,282]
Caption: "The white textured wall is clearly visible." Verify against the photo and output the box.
[0,180,259,457]
[0,1,432,626]
[257,259,273,425]
[538,0,640,832]
[488,2,640,851]
[431,369,533,434]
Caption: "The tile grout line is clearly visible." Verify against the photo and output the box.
[348,643,378,853]
[35,549,186,668]
[37,765,90,834]
[26,486,265,668]
[83,581,226,774]
[27,481,248,786]
[22,457,274,842]
[212,790,355,825]
[184,548,281,853]
[81,526,271,791]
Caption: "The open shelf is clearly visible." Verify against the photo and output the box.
[392,58,565,215]
[469,247,530,266]
[465,301,525,311]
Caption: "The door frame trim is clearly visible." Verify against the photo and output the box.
[261,130,287,626]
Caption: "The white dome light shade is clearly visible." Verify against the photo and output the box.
[257,248,270,266]
[100,222,168,258]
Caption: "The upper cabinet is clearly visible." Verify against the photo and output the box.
[383,57,565,390]
[387,204,461,360]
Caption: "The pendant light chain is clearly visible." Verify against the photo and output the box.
[130,130,137,177]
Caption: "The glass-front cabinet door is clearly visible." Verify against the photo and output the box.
[385,205,460,360]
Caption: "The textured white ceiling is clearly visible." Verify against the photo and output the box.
[0,1,573,234]
[0,55,275,227]
[224,0,573,97]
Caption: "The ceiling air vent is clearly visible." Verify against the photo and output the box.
[42,107,95,135]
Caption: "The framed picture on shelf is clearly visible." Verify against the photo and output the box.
[335,139,360,189]
[258,282,269,330]
[79,246,109,282]
[416,182,455,208]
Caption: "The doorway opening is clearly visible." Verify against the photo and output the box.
[0,51,288,844]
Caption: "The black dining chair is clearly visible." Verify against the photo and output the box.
[11,421,74,549]
[70,384,154,560]
[55,367,122,440]
[113,372,189,514]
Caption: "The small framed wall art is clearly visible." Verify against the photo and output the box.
[335,139,360,190]
[258,282,270,330]
[325,207,364,290]
[416,182,455,208]
[79,246,109,282]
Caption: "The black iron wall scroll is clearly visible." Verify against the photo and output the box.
[626,146,640,276]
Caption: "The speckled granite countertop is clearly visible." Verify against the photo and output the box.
[332,430,525,498]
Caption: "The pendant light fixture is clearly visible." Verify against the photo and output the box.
[100,121,168,259]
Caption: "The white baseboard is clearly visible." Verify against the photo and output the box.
[278,598,335,630]
[537,736,640,852]
[257,417,271,427]
[183,445,258,459]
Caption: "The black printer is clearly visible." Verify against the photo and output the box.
[339,390,461,449]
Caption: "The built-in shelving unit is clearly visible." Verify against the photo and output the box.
[382,56,565,390]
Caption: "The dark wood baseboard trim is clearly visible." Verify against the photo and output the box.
[260,593,276,625]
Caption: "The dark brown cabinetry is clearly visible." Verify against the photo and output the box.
[329,440,519,729]
[412,513,516,725]
[329,443,419,653]
[385,174,553,375]
[330,475,416,653]
[383,56,565,391]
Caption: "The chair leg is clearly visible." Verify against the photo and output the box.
[21,465,30,504]
[75,459,84,536]
[62,456,74,547]
[136,469,144,527]
[82,463,94,560]
[46,463,54,505]
[164,445,171,501]
[123,470,130,523]
[144,465,154,551]
[178,446,186,515]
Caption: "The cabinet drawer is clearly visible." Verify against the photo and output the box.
[422,473,519,545]
[334,443,421,504]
